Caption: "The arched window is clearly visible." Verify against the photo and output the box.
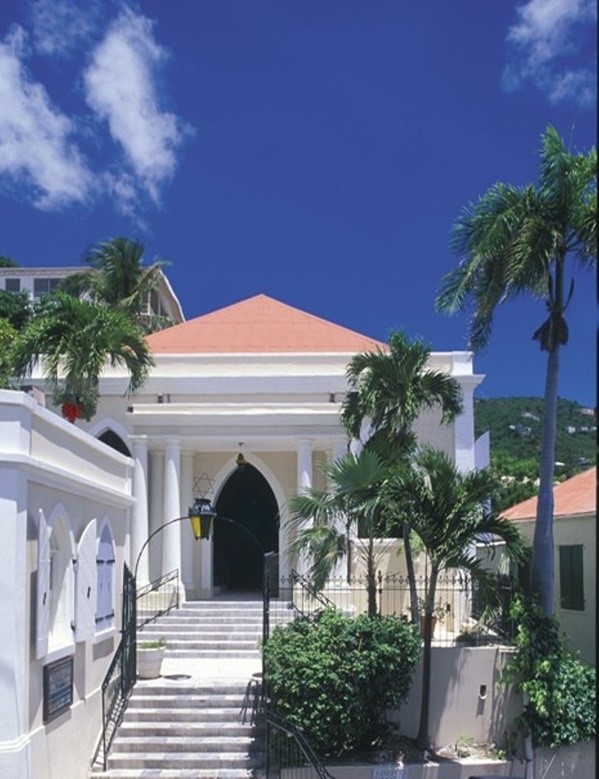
[98,429,131,457]
[96,523,116,632]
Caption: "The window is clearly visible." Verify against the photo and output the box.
[5,277,20,292]
[559,545,584,610]
[96,524,115,632]
[47,516,75,652]
[33,277,62,298]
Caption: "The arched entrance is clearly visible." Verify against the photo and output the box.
[214,463,279,592]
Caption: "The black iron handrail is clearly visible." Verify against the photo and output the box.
[136,568,180,630]
[263,707,335,779]
[290,569,336,616]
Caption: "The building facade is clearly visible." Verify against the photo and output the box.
[75,293,485,599]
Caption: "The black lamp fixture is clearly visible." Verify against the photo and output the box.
[187,497,217,540]
[236,442,247,469]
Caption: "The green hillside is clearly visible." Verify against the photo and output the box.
[474,396,596,511]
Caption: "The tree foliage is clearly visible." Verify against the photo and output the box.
[12,292,153,419]
[288,449,388,615]
[383,447,526,749]
[264,608,421,757]
[436,126,597,615]
[503,595,596,747]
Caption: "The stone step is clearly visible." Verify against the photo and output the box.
[141,623,263,632]
[165,649,261,658]
[118,722,261,737]
[101,599,273,777]
[124,707,252,723]
[131,682,255,695]
[142,631,262,642]
[111,736,257,753]
[107,752,265,770]
[96,772,261,778]
[128,694,249,709]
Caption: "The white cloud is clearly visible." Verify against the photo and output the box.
[83,7,192,205]
[503,0,597,106]
[29,0,103,58]
[0,26,94,209]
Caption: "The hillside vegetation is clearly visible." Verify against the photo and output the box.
[474,397,596,512]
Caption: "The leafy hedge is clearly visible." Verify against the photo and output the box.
[504,596,596,747]
[263,608,421,756]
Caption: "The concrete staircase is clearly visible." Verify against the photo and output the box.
[140,599,265,659]
[92,597,293,778]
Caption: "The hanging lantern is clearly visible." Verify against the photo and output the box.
[188,498,217,540]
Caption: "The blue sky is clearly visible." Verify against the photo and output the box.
[0,0,596,405]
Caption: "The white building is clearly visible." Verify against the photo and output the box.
[0,265,184,326]
[0,292,486,778]
[76,293,484,599]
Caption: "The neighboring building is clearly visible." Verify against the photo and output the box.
[0,390,133,779]
[0,265,184,326]
[503,467,596,665]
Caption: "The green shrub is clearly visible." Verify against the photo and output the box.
[504,595,596,747]
[263,608,421,756]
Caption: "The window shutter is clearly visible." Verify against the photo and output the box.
[75,519,97,642]
[36,510,50,659]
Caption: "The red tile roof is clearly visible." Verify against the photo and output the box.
[503,467,596,521]
[146,294,385,354]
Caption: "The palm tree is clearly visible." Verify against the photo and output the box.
[12,292,154,420]
[436,126,596,615]
[288,449,388,616]
[62,237,170,333]
[383,447,525,750]
[342,329,463,624]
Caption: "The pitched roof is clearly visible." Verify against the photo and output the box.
[503,467,596,521]
[146,294,384,354]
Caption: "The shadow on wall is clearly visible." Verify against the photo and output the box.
[391,646,524,749]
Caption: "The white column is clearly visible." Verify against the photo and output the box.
[131,436,149,584]
[148,449,164,581]
[297,438,313,492]
[163,439,182,580]
[180,452,195,597]
[454,380,477,473]
[296,438,313,576]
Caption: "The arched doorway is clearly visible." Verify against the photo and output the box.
[214,463,279,592]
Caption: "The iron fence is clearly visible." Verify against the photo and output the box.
[267,570,517,646]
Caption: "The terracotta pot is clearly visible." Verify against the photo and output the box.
[61,401,83,423]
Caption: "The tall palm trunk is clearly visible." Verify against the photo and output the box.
[403,524,420,626]
[531,343,560,616]
[366,532,377,617]
[415,566,439,749]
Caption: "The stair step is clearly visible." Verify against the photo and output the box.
[111,736,258,753]
[107,752,265,770]
[124,707,256,722]
[118,722,261,737]
[93,770,261,778]
[128,694,249,708]
[102,598,279,777]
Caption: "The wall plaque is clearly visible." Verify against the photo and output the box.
[43,656,74,723]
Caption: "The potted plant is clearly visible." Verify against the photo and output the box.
[137,637,167,679]
[418,598,449,638]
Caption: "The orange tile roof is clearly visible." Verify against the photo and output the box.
[503,467,596,521]
[146,294,385,354]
